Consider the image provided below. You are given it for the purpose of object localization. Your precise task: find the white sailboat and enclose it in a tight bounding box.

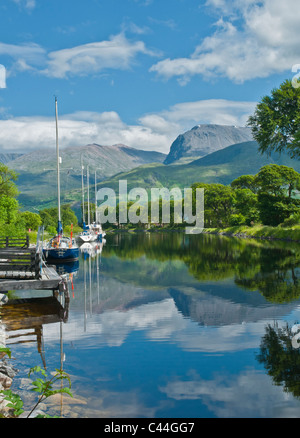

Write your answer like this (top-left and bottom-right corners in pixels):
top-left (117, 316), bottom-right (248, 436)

top-left (78, 164), bottom-right (98, 243)
top-left (89, 169), bottom-right (106, 241)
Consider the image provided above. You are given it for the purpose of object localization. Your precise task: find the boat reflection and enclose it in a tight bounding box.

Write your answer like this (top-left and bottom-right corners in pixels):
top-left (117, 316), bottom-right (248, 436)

top-left (79, 239), bottom-right (106, 258)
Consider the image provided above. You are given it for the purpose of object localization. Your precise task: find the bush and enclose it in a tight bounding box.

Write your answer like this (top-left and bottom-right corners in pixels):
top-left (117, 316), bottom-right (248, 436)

top-left (280, 212), bottom-right (300, 227)
top-left (229, 213), bottom-right (246, 226)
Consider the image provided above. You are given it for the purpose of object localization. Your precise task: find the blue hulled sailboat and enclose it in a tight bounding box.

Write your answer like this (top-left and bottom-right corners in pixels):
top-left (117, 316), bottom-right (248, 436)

top-left (43, 97), bottom-right (79, 262)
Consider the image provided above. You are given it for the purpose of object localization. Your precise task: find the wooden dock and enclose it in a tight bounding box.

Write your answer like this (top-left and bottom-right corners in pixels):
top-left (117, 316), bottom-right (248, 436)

top-left (0, 236), bottom-right (69, 302)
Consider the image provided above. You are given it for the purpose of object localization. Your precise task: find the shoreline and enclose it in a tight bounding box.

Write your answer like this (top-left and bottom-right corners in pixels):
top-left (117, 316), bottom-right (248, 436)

top-left (202, 225), bottom-right (300, 243)
top-left (103, 224), bottom-right (300, 243)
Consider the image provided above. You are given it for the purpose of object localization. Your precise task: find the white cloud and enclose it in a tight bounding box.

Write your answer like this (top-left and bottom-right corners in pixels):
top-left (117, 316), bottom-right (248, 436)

top-left (11, 0), bottom-right (36, 10)
top-left (0, 33), bottom-right (158, 79)
top-left (0, 99), bottom-right (256, 153)
top-left (42, 33), bottom-right (158, 79)
top-left (160, 369), bottom-right (300, 417)
top-left (150, 0), bottom-right (300, 83)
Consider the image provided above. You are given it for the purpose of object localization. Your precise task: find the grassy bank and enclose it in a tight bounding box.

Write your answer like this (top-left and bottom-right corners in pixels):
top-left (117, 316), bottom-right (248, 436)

top-left (203, 224), bottom-right (300, 242)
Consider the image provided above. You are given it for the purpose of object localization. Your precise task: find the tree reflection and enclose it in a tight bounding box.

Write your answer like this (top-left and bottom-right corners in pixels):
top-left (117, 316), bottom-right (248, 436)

top-left (103, 233), bottom-right (300, 303)
top-left (257, 323), bottom-right (300, 398)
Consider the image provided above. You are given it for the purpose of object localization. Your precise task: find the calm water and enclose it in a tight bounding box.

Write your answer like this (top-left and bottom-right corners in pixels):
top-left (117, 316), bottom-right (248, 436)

top-left (2, 232), bottom-right (300, 418)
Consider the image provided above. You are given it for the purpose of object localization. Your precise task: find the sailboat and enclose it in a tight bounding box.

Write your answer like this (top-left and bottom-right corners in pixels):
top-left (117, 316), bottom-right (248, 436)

top-left (89, 170), bottom-right (106, 241)
top-left (78, 164), bottom-right (98, 243)
top-left (43, 97), bottom-right (79, 262)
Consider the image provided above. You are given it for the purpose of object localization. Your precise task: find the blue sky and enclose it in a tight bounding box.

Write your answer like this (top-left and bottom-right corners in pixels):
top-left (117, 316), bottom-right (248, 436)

top-left (0, 0), bottom-right (298, 154)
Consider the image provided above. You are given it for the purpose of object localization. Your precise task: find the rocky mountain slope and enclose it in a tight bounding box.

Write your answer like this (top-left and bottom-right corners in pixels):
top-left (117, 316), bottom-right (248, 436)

top-left (164, 124), bottom-right (253, 164)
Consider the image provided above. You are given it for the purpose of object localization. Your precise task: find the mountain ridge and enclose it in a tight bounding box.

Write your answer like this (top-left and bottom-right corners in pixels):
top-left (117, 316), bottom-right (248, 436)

top-left (164, 124), bottom-right (253, 164)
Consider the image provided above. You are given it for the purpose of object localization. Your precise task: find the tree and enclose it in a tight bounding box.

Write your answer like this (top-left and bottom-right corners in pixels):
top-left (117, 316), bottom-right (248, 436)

top-left (39, 204), bottom-right (78, 231)
top-left (191, 183), bottom-right (235, 228)
top-left (248, 79), bottom-right (300, 158)
top-left (0, 195), bottom-right (19, 226)
top-left (230, 174), bottom-right (258, 193)
top-left (255, 164), bottom-right (300, 225)
top-left (232, 188), bottom-right (259, 225)
top-left (0, 163), bottom-right (19, 198)
top-left (20, 211), bottom-right (42, 231)
top-left (61, 204), bottom-right (78, 227)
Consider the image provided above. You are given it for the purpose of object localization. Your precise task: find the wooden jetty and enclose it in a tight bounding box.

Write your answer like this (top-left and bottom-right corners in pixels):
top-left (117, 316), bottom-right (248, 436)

top-left (0, 236), bottom-right (71, 369)
top-left (0, 236), bottom-right (70, 302)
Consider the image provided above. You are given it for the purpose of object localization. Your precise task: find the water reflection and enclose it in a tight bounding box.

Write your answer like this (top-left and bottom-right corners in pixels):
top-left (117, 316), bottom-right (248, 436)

top-left (257, 322), bottom-right (300, 399)
top-left (2, 232), bottom-right (300, 417)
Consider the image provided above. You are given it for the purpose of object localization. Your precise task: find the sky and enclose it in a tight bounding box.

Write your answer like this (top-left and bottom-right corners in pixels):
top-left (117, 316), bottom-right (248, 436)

top-left (0, 0), bottom-right (299, 154)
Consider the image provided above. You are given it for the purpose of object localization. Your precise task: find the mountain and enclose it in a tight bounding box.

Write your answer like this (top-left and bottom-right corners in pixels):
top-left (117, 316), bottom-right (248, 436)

top-left (0, 152), bottom-right (23, 164)
top-left (7, 143), bottom-right (166, 177)
top-left (95, 141), bottom-right (300, 194)
top-left (3, 143), bottom-right (166, 209)
top-left (164, 124), bottom-right (253, 164)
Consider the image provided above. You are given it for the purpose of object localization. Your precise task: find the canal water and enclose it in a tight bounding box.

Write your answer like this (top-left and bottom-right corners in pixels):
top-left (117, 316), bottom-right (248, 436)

top-left (2, 232), bottom-right (300, 418)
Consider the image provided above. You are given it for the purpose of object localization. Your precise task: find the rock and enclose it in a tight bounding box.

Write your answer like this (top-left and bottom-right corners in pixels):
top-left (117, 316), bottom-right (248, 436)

top-left (0, 359), bottom-right (18, 379)
top-left (0, 371), bottom-right (12, 389)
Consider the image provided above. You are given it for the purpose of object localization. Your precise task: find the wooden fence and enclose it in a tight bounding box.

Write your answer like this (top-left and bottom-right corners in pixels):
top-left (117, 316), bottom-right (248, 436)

top-left (0, 237), bottom-right (41, 279)
top-left (0, 236), bottom-right (29, 248)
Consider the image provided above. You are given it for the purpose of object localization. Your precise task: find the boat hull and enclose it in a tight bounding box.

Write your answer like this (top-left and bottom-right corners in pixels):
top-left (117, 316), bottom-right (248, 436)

top-left (78, 233), bottom-right (97, 243)
top-left (43, 247), bottom-right (79, 262)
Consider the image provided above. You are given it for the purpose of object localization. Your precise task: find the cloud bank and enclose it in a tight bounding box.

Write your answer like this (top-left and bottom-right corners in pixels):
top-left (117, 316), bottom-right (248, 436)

top-left (0, 99), bottom-right (256, 153)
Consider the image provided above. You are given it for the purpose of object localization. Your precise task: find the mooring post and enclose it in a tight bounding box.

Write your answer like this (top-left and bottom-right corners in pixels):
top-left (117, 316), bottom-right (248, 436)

top-left (59, 279), bottom-right (70, 304)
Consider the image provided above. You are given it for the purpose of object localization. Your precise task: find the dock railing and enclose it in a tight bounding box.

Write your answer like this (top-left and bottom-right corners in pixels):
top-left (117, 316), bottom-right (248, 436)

top-left (0, 235), bottom-right (42, 279)
top-left (0, 236), bottom-right (29, 248)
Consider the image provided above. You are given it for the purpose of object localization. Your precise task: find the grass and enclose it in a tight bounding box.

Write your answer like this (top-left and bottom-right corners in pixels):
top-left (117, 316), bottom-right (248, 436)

top-left (203, 224), bottom-right (300, 242)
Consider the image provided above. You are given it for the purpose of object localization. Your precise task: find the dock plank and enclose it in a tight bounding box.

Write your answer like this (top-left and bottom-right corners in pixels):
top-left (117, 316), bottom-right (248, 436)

top-left (0, 267), bottom-right (62, 291)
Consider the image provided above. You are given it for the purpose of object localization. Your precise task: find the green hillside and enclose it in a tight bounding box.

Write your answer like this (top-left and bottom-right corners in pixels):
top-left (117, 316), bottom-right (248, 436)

top-left (95, 141), bottom-right (300, 194)
top-left (12, 140), bottom-right (300, 211)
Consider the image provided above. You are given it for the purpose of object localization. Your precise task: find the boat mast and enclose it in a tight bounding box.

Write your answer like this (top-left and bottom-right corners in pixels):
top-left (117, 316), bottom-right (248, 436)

top-left (87, 164), bottom-right (90, 226)
top-left (81, 155), bottom-right (85, 226)
top-left (94, 170), bottom-right (97, 223)
top-left (55, 97), bottom-right (62, 235)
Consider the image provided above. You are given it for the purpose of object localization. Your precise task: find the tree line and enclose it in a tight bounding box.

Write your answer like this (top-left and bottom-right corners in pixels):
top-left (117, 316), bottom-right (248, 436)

top-left (192, 164), bottom-right (300, 228)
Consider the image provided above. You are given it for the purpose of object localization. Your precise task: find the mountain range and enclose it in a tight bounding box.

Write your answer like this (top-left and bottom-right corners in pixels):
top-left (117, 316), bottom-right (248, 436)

top-left (3, 143), bottom-right (166, 209)
top-left (1, 124), bottom-right (299, 212)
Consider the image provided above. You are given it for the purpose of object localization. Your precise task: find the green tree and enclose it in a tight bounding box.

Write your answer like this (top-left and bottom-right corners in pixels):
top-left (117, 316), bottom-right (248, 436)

top-left (0, 195), bottom-right (19, 226)
top-left (232, 188), bottom-right (259, 225)
top-left (0, 163), bottom-right (19, 198)
top-left (20, 211), bottom-right (42, 231)
top-left (248, 79), bottom-right (300, 158)
top-left (255, 164), bottom-right (300, 225)
top-left (191, 183), bottom-right (235, 228)
top-left (39, 204), bottom-right (78, 231)
top-left (61, 204), bottom-right (78, 227)
top-left (230, 174), bottom-right (258, 193)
